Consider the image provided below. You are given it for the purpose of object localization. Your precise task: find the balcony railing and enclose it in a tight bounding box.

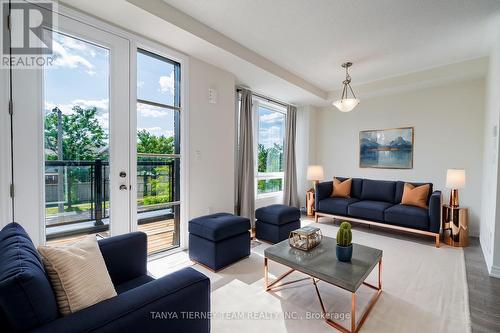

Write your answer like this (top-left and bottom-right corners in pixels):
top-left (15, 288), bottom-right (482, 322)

top-left (45, 159), bottom-right (176, 241)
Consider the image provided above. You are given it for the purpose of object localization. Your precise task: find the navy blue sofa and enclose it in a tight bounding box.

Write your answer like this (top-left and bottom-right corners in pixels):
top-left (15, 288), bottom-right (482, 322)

top-left (0, 223), bottom-right (211, 333)
top-left (315, 178), bottom-right (442, 246)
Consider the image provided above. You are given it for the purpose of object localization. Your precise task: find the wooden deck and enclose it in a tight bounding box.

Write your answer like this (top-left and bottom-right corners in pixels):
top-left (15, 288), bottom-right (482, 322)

top-left (46, 219), bottom-right (177, 255)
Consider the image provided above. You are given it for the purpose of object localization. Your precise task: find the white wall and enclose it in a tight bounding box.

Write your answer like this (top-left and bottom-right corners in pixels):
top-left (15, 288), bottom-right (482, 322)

top-left (481, 26), bottom-right (500, 276)
top-left (0, 70), bottom-right (11, 228)
top-left (296, 105), bottom-right (319, 208)
top-left (315, 78), bottom-right (485, 236)
top-left (188, 57), bottom-right (236, 219)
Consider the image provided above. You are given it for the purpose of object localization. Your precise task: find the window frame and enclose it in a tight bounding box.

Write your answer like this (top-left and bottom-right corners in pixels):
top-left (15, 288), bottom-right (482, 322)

top-left (135, 48), bottom-right (182, 254)
top-left (253, 97), bottom-right (287, 199)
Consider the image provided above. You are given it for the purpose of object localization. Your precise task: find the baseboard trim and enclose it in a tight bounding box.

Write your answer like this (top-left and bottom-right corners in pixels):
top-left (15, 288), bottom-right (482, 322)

top-left (490, 265), bottom-right (500, 278)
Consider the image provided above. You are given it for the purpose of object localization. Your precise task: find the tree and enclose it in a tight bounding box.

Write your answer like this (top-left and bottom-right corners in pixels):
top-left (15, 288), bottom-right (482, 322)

top-left (44, 106), bottom-right (108, 207)
top-left (137, 130), bottom-right (174, 155)
top-left (257, 144), bottom-right (268, 173)
top-left (45, 106), bottom-right (108, 161)
top-left (257, 143), bottom-right (283, 173)
top-left (137, 130), bottom-right (175, 201)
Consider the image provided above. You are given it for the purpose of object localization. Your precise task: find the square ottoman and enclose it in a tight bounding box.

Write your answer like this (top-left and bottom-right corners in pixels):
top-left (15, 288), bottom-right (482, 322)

top-left (255, 204), bottom-right (301, 244)
top-left (189, 213), bottom-right (250, 271)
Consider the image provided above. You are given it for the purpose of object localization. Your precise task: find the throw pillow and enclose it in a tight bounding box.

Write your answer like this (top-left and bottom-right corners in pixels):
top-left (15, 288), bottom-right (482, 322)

top-left (401, 183), bottom-right (430, 209)
top-left (37, 236), bottom-right (117, 316)
top-left (331, 177), bottom-right (352, 198)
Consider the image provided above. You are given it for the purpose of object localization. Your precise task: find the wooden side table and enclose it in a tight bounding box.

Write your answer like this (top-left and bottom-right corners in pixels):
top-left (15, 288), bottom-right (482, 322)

top-left (442, 204), bottom-right (469, 247)
top-left (306, 189), bottom-right (315, 216)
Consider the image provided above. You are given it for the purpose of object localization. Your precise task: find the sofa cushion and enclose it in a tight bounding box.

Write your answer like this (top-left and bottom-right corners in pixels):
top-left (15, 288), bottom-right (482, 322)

top-left (37, 236), bottom-right (117, 316)
top-left (115, 274), bottom-right (154, 294)
top-left (331, 177), bottom-right (352, 198)
top-left (361, 179), bottom-right (397, 203)
top-left (189, 213), bottom-right (250, 241)
top-left (395, 181), bottom-right (433, 204)
top-left (318, 197), bottom-right (360, 216)
top-left (348, 200), bottom-right (394, 222)
top-left (0, 223), bottom-right (59, 332)
top-left (384, 204), bottom-right (430, 230)
top-left (255, 204), bottom-right (301, 225)
top-left (336, 177), bottom-right (363, 198)
top-left (401, 183), bottom-right (430, 209)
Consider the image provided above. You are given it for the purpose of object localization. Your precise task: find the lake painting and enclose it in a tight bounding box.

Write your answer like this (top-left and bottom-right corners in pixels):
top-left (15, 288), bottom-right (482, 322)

top-left (359, 127), bottom-right (413, 169)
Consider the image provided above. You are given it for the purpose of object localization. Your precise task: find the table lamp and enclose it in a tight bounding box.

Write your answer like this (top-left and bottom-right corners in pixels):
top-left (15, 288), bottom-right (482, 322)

top-left (446, 169), bottom-right (465, 207)
top-left (307, 165), bottom-right (324, 188)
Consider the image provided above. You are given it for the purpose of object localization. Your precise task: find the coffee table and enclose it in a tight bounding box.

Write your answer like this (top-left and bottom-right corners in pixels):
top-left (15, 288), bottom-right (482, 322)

top-left (264, 236), bottom-right (382, 333)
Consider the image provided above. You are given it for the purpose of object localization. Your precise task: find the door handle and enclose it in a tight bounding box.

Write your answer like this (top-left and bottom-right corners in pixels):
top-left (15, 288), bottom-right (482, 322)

top-left (119, 184), bottom-right (127, 191)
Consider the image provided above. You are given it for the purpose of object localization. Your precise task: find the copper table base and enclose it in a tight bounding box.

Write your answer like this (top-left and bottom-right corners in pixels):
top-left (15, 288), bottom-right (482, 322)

top-left (264, 257), bottom-right (382, 333)
top-left (442, 205), bottom-right (469, 247)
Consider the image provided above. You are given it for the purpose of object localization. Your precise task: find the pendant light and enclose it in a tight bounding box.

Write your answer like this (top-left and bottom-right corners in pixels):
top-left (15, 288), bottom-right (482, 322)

top-left (333, 62), bottom-right (359, 112)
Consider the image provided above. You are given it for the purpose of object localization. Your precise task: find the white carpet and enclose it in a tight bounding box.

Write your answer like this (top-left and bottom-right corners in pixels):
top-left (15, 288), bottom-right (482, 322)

top-left (148, 219), bottom-right (471, 333)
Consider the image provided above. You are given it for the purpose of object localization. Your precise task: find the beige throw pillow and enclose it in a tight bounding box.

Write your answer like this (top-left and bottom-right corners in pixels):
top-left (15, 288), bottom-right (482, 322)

top-left (38, 236), bottom-right (117, 316)
top-left (401, 183), bottom-right (430, 209)
top-left (331, 177), bottom-right (352, 198)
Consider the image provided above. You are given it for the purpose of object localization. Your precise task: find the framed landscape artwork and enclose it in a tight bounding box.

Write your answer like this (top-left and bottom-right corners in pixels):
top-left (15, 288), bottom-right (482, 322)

top-left (359, 127), bottom-right (414, 169)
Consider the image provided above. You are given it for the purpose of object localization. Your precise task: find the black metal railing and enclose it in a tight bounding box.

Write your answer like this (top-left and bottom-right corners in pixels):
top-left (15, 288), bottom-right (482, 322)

top-left (45, 159), bottom-right (175, 229)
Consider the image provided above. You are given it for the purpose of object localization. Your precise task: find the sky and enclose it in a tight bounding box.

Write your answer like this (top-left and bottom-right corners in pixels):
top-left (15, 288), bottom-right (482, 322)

top-left (44, 31), bottom-right (177, 141)
top-left (44, 31), bottom-right (284, 150)
top-left (258, 106), bottom-right (285, 149)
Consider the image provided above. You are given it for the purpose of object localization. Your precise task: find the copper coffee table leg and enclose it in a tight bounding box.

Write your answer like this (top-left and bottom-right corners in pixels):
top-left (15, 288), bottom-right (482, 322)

top-left (265, 257), bottom-right (382, 332)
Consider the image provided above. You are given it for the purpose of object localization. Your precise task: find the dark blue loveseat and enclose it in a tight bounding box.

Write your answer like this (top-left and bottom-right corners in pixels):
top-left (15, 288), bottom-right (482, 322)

top-left (315, 178), bottom-right (442, 246)
top-left (0, 223), bottom-right (211, 333)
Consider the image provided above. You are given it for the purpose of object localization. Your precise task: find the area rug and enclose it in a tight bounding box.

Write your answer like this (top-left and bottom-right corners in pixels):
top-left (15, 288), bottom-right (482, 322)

top-left (148, 219), bottom-right (470, 333)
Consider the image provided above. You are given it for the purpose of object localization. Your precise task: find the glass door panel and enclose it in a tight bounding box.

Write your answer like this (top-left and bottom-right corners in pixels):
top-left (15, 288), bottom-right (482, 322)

top-left (136, 49), bottom-right (181, 255)
top-left (43, 31), bottom-right (111, 245)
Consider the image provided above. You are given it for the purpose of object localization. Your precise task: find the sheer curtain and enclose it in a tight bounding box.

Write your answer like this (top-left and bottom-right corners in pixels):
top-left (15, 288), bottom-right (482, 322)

top-left (283, 105), bottom-right (299, 207)
top-left (236, 89), bottom-right (255, 225)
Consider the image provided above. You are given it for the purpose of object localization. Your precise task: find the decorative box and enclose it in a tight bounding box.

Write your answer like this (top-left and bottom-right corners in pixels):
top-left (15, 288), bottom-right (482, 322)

top-left (289, 226), bottom-right (322, 251)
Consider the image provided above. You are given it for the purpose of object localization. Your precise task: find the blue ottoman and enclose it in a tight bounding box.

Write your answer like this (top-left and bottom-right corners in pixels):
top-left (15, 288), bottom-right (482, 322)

top-left (189, 213), bottom-right (251, 271)
top-left (255, 204), bottom-right (301, 244)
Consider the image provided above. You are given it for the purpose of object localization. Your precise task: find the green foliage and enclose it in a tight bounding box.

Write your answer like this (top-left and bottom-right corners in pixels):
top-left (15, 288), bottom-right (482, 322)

top-left (136, 130), bottom-right (175, 205)
top-left (44, 106), bottom-right (108, 161)
top-left (137, 130), bottom-right (174, 155)
top-left (257, 143), bottom-right (283, 173)
top-left (337, 221), bottom-right (352, 246)
top-left (257, 178), bottom-right (283, 194)
top-left (141, 195), bottom-right (170, 206)
top-left (44, 106), bottom-right (108, 207)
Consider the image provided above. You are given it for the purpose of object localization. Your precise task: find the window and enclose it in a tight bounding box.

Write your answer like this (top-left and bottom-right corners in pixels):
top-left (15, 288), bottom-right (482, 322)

top-left (255, 101), bottom-right (286, 197)
top-left (136, 49), bottom-right (181, 254)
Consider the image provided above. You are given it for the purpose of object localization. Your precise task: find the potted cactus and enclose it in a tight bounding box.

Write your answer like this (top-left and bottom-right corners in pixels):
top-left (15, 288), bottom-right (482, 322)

top-left (336, 222), bottom-right (353, 262)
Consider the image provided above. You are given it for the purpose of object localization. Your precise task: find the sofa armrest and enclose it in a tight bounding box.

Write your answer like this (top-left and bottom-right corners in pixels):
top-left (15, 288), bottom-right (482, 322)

top-left (32, 267), bottom-right (210, 333)
top-left (428, 190), bottom-right (442, 233)
top-left (315, 181), bottom-right (333, 211)
top-left (98, 232), bottom-right (147, 286)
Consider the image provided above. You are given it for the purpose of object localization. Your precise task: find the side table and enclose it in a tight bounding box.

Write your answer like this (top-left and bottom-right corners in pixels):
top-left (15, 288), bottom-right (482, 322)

top-left (442, 204), bottom-right (469, 247)
top-left (306, 189), bottom-right (315, 216)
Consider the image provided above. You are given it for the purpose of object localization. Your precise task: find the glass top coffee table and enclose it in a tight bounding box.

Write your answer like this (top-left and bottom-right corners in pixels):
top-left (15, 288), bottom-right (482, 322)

top-left (264, 236), bottom-right (382, 333)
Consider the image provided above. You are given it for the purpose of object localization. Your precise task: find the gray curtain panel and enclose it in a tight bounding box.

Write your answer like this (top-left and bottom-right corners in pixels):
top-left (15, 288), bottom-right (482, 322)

top-left (236, 89), bottom-right (255, 225)
top-left (283, 105), bottom-right (299, 207)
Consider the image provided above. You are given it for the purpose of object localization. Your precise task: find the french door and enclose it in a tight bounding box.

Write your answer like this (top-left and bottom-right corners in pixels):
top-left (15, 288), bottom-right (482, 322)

top-left (11, 7), bottom-right (130, 246)
top-left (9, 3), bottom-right (186, 253)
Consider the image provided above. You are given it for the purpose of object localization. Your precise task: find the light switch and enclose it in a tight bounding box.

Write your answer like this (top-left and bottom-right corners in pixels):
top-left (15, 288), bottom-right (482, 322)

top-left (208, 88), bottom-right (217, 104)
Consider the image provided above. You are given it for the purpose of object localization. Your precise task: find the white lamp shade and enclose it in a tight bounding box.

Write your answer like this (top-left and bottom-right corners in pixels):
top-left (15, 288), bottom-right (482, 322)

top-left (333, 98), bottom-right (359, 112)
top-left (446, 169), bottom-right (466, 189)
top-left (307, 165), bottom-right (324, 181)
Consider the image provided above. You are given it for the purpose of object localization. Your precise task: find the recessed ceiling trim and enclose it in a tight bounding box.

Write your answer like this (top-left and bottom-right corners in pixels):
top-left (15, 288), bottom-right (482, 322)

top-left (127, 0), bottom-right (328, 100)
top-left (327, 57), bottom-right (488, 101)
